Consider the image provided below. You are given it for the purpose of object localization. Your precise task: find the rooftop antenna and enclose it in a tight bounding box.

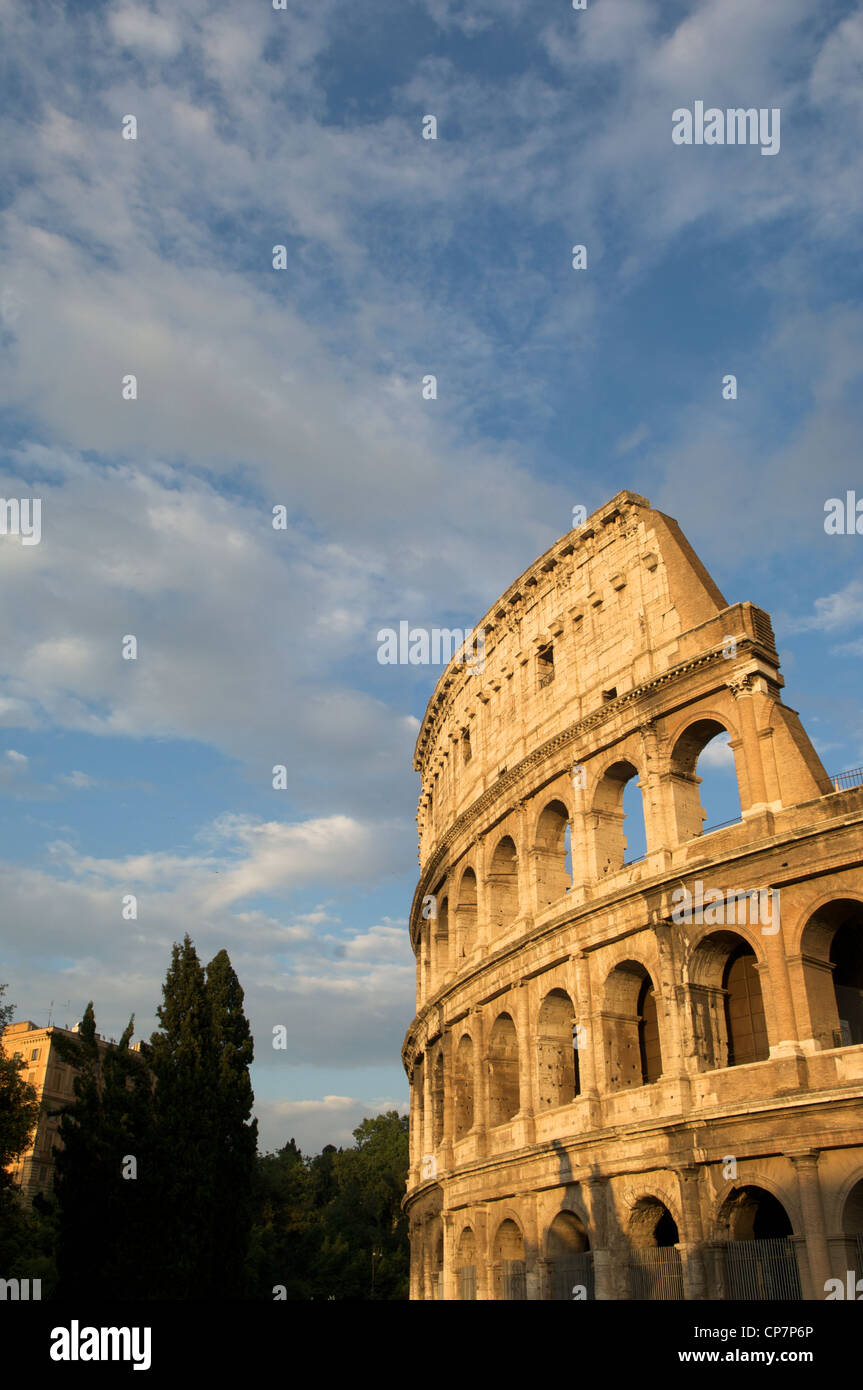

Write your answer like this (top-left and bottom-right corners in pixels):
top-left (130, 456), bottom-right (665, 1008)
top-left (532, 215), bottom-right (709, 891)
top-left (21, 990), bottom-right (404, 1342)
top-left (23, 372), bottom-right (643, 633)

top-left (47, 1000), bottom-right (54, 1028)
top-left (61, 999), bottom-right (71, 1029)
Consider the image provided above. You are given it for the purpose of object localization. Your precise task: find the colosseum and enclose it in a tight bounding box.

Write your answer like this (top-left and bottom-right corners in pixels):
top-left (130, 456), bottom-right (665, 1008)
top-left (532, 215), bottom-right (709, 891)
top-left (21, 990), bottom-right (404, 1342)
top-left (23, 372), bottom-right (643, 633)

top-left (402, 489), bottom-right (863, 1301)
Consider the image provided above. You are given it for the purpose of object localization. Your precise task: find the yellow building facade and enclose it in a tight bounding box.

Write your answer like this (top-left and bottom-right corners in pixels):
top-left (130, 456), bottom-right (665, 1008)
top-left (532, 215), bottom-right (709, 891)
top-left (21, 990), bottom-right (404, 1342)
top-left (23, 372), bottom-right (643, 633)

top-left (2, 1019), bottom-right (121, 1198)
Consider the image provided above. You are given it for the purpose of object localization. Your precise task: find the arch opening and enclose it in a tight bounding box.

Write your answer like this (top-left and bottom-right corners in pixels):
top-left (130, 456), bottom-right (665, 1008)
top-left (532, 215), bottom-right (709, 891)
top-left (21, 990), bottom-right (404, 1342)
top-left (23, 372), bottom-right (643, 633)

top-left (493, 1218), bottom-right (525, 1301)
top-left (535, 800), bottom-right (571, 909)
top-left (488, 836), bottom-right (519, 934)
top-left (454, 1033), bottom-right (474, 1138)
top-left (671, 719), bottom-right (742, 841)
top-left (603, 961), bottom-right (662, 1090)
top-left (800, 900), bottom-right (863, 1049)
top-left (689, 932), bottom-right (769, 1070)
top-left (593, 760), bottom-right (645, 874)
top-left (488, 1012), bottom-right (520, 1125)
top-left (537, 988), bottom-right (580, 1107)
top-left (547, 1211), bottom-right (593, 1300)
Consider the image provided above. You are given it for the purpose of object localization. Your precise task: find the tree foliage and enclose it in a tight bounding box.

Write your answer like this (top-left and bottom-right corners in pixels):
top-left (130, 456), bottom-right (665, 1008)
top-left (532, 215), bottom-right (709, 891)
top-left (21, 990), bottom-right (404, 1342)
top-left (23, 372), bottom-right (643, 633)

top-left (246, 1111), bottom-right (410, 1300)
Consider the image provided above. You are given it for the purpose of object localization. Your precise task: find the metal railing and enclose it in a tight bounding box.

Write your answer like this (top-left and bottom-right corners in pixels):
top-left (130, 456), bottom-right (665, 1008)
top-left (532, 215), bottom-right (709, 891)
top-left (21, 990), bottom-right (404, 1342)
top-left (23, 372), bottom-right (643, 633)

top-left (552, 1252), bottom-right (595, 1300)
top-left (629, 1246), bottom-right (685, 1300)
top-left (459, 1265), bottom-right (476, 1301)
top-left (721, 1237), bottom-right (801, 1300)
top-left (832, 767), bottom-right (863, 791)
top-left (701, 815), bottom-right (743, 835)
top-left (502, 1259), bottom-right (527, 1300)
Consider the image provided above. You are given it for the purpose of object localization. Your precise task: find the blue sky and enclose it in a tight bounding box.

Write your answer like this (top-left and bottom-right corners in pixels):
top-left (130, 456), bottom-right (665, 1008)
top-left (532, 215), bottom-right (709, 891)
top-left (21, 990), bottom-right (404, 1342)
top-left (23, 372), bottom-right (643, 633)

top-left (0, 0), bottom-right (861, 1152)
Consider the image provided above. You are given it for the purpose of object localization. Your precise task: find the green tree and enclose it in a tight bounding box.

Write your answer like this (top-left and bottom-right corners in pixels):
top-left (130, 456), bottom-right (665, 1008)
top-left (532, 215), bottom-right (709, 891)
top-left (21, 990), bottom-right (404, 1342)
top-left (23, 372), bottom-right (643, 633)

top-left (322, 1112), bottom-right (410, 1299)
top-left (52, 1003), bottom-right (153, 1297)
top-left (245, 1111), bottom-right (410, 1300)
top-left (143, 937), bottom-right (257, 1299)
top-left (206, 948), bottom-right (257, 1296)
top-left (143, 935), bottom-right (218, 1298)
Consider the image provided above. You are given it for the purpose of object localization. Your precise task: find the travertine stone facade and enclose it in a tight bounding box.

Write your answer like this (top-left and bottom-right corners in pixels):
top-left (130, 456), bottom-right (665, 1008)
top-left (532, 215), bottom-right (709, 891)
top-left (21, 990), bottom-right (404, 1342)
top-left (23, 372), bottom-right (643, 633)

top-left (402, 490), bottom-right (863, 1301)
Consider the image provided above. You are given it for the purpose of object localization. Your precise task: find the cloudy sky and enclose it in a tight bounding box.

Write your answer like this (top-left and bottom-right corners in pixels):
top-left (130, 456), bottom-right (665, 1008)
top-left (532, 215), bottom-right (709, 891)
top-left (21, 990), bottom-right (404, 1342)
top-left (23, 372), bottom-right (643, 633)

top-left (0, 0), bottom-right (861, 1153)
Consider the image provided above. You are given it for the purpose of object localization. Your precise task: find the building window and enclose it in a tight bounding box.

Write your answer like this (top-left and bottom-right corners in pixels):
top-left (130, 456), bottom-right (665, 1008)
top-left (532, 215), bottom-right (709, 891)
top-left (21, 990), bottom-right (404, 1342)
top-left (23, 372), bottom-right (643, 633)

top-left (537, 644), bottom-right (554, 689)
top-left (462, 729), bottom-right (472, 764)
top-left (30, 1048), bottom-right (40, 1061)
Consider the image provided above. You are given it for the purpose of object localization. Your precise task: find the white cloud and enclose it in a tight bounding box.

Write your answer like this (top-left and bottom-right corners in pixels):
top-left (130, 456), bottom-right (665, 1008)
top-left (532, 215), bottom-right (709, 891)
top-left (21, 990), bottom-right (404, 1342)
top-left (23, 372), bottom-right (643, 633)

top-left (108, 7), bottom-right (182, 57)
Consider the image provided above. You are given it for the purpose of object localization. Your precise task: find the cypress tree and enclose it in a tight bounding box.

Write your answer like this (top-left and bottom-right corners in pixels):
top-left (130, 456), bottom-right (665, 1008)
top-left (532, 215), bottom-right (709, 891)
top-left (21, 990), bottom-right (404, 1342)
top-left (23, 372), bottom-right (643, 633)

top-left (205, 949), bottom-right (257, 1297)
top-left (53, 1003), bottom-right (153, 1298)
top-left (144, 935), bottom-right (218, 1299)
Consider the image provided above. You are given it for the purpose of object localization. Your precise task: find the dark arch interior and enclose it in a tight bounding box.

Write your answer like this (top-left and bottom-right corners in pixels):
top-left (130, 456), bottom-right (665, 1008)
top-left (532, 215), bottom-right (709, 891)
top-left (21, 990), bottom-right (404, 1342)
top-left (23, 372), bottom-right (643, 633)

top-left (726, 1186), bottom-right (793, 1241)
top-left (831, 923), bottom-right (863, 1046)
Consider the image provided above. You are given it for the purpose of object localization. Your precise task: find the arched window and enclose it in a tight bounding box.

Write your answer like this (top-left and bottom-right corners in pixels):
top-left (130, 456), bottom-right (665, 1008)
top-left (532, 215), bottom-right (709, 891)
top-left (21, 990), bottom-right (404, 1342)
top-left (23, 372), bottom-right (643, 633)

top-left (841, 1178), bottom-right (863, 1280)
top-left (724, 943), bottom-right (769, 1064)
top-left (488, 1013), bottom-right (520, 1124)
top-left (603, 961), bottom-right (662, 1090)
top-left (414, 1056), bottom-right (425, 1155)
top-left (831, 922), bottom-right (863, 1046)
top-left (457, 1226), bottom-right (477, 1300)
top-left (689, 932), bottom-right (769, 1070)
top-left (537, 989), bottom-right (580, 1107)
top-left (546, 1211), bottom-right (592, 1300)
top-left (638, 977), bottom-right (663, 1083)
top-left (431, 1050), bottom-right (444, 1148)
top-left (494, 1218), bottom-right (525, 1301)
top-left (435, 896), bottom-right (449, 978)
top-left (628, 1198), bottom-right (684, 1300)
top-left (799, 900), bottom-right (863, 1049)
top-left (455, 867), bottom-right (477, 960)
top-left (455, 1034), bottom-right (474, 1138)
top-left (670, 719), bottom-right (742, 841)
top-left (488, 836), bottom-right (519, 933)
top-left (717, 1186), bottom-right (801, 1300)
top-left (534, 801), bottom-right (571, 909)
top-left (593, 761), bottom-right (646, 874)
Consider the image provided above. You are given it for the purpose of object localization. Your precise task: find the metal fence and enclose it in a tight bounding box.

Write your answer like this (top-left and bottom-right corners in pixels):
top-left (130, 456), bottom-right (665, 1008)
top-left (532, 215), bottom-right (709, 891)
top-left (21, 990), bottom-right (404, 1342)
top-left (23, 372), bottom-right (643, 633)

top-left (856, 1234), bottom-right (863, 1280)
top-left (502, 1259), bottom-right (527, 1300)
top-left (833, 767), bottom-right (863, 791)
top-left (459, 1265), bottom-right (476, 1301)
top-left (629, 1246), bottom-right (685, 1300)
top-left (721, 1237), bottom-right (801, 1301)
top-left (552, 1252), bottom-right (595, 1300)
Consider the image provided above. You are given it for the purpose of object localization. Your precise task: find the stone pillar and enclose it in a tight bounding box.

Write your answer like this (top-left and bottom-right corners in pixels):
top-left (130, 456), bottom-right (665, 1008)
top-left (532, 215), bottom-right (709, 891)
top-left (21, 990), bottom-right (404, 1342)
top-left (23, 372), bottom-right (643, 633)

top-left (475, 1207), bottom-right (491, 1301)
top-left (421, 1048), bottom-right (432, 1172)
top-left (761, 924), bottom-right (801, 1057)
top-left (441, 1211), bottom-right (456, 1301)
top-left (472, 1006), bottom-right (489, 1159)
top-left (789, 1151), bottom-right (832, 1300)
top-left (570, 951), bottom-right (598, 1097)
top-left (731, 675), bottom-right (768, 813)
top-left (569, 749), bottom-right (592, 887)
top-left (408, 1071), bottom-right (420, 1178)
top-left (409, 1219), bottom-right (422, 1300)
top-left (585, 1176), bottom-right (614, 1300)
top-left (676, 1166), bottom-right (707, 1299)
top-left (440, 1028), bottom-right (454, 1172)
top-left (515, 980), bottom-right (537, 1135)
top-left (521, 1195), bottom-right (541, 1300)
top-left (639, 719), bottom-right (673, 852)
